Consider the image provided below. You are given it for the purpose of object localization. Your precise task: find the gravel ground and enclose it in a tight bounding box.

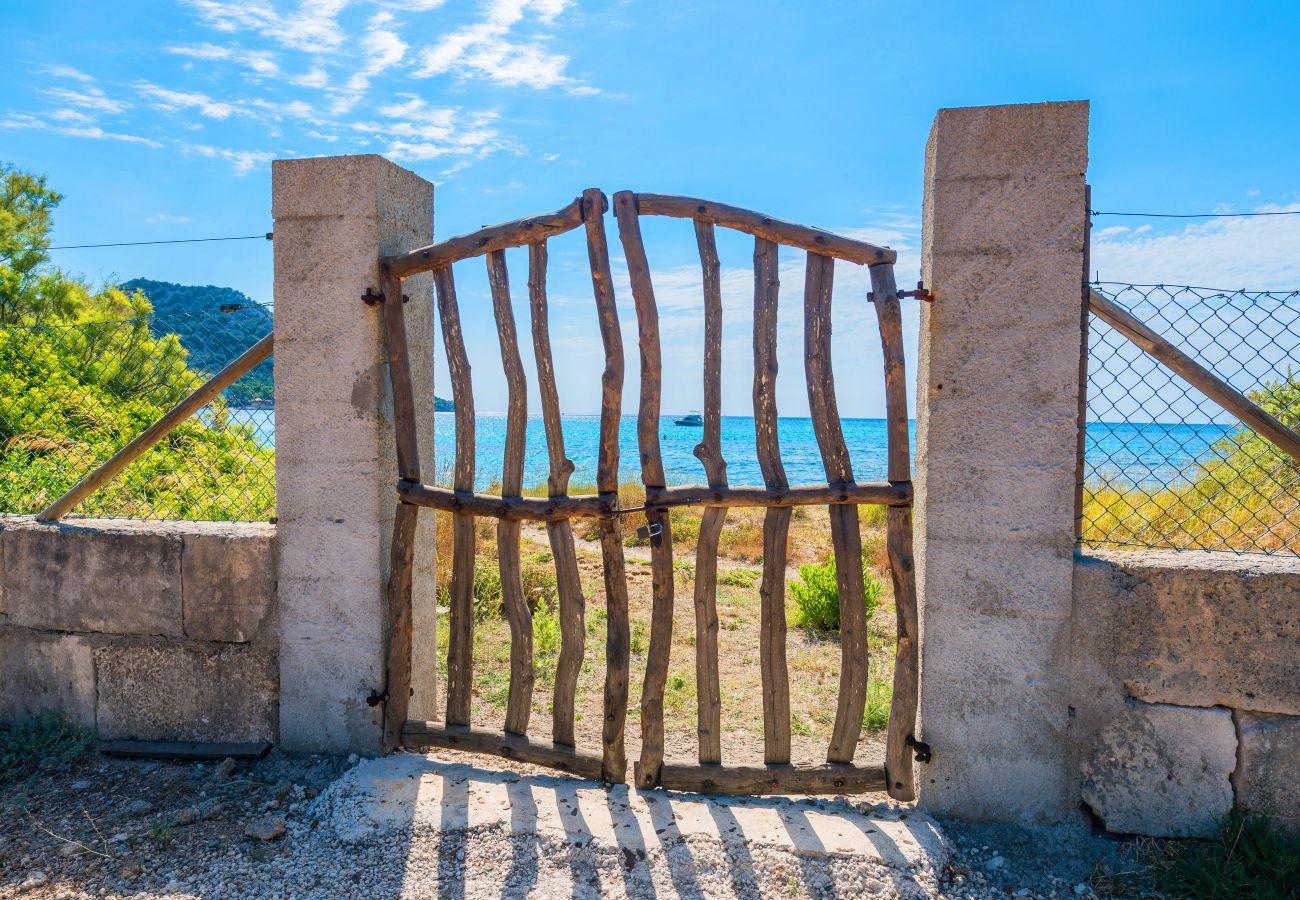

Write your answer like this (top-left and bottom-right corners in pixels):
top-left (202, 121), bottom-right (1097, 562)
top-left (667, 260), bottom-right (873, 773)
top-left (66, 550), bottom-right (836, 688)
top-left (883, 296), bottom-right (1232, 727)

top-left (0, 749), bottom-right (1142, 899)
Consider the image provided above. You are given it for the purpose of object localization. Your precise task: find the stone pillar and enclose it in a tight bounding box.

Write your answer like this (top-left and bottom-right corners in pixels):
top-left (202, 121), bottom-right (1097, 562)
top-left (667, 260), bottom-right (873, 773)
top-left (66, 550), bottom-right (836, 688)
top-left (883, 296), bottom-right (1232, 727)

top-left (914, 102), bottom-right (1089, 822)
top-left (273, 154), bottom-right (436, 754)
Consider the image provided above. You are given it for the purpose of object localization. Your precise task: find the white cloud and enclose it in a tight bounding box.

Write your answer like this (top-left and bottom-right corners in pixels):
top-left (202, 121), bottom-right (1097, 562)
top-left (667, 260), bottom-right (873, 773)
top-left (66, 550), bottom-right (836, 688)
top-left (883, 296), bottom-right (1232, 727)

top-left (166, 43), bottom-right (281, 77)
top-left (42, 85), bottom-right (130, 114)
top-left (0, 113), bottom-right (161, 148)
top-left (181, 0), bottom-right (352, 53)
top-left (1091, 205), bottom-right (1300, 290)
top-left (291, 67), bottom-right (330, 89)
top-left (134, 81), bottom-right (242, 119)
top-left (145, 213), bottom-right (193, 224)
top-left (41, 64), bottom-right (95, 82)
top-left (413, 0), bottom-right (588, 91)
top-left (181, 142), bottom-right (277, 174)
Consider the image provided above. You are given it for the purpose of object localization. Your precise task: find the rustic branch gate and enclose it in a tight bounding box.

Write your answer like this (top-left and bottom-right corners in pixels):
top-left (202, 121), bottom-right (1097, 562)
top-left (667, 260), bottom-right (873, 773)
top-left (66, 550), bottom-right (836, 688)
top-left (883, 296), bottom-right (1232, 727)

top-left (375, 190), bottom-right (922, 801)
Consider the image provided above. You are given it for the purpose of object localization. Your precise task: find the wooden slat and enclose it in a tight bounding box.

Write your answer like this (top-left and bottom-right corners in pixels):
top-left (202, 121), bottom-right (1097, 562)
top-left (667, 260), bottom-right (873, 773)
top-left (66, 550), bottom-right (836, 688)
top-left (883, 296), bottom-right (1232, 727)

top-left (379, 267), bottom-right (421, 753)
top-left (871, 263), bottom-right (920, 801)
top-left (582, 188), bottom-right (629, 783)
top-left (752, 236), bottom-right (791, 765)
top-left (693, 220), bottom-right (726, 766)
top-left (37, 333), bottom-right (273, 521)
top-left (613, 190), bottom-right (675, 790)
top-left (528, 240), bottom-right (587, 747)
top-left (384, 197), bottom-right (585, 279)
top-left (488, 249), bottom-right (534, 737)
top-left (402, 722), bottom-right (605, 781)
top-left (646, 482), bottom-right (911, 509)
top-left (383, 500), bottom-right (418, 751)
top-left (636, 193), bottom-right (896, 266)
top-left (435, 266), bottom-right (476, 727)
top-left (397, 482), bottom-right (613, 520)
top-left (381, 268), bottom-right (421, 481)
top-left (1088, 289), bottom-right (1300, 462)
top-left (803, 252), bottom-right (870, 765)
top-left (648, 762), bottom-right (888, 796)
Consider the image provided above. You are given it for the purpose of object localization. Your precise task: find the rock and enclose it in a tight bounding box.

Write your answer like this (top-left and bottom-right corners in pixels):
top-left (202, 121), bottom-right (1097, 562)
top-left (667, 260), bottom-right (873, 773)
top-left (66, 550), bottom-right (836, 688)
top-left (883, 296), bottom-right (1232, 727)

top-left (245, 815), bottom-right (286, 841)
top-left (199, 800), bottom-right (225, 821)
top-left (172, 806), bottom-right (201, 826)
top-left (215, 757), bottom-right (239, 781)
top-left (985, 854), bottom-right (1005, 871)
top-left (19, 872), bottom-right (48, 892)
top-left (1234, 712), bottom-right (1300, 835)
top-left (125, 799), bottom-right (153, 816)
top-left (70, 780), bottom-right (91, 791)
top-left (57, 843), bottom-right (81, 858)
top-left (120, 860), bottom-right (143, 878)
top-left (1079, 702), bottom-right (1235, 837)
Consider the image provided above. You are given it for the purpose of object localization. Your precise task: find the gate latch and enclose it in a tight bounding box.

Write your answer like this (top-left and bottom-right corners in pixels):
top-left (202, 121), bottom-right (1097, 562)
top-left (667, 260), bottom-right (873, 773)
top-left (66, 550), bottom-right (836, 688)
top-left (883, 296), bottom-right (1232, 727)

top-left (366, 689), bottom-right (388, 708)
top-left (635, 521), bottom-right (663, 542)
top-left (906, 734), bottom-right (932, 763)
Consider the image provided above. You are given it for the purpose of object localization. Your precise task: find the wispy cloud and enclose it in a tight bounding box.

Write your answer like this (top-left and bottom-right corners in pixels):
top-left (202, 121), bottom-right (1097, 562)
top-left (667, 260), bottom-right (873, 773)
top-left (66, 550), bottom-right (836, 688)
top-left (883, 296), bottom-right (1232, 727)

top-left (165, 42), bottom-right (281, 77)
top-left (134, 81), bottom-right (243, 119)
top-left (181, 142), bottom-right (277, 174)
top-left (1091, 205), bottom-right (1300, 289)
top-left (41, 85), bottom-right (130, 114)
top-left (181, 0), bottom-right (352, 53)
top-left (41, 64), bottom-right (95, 82)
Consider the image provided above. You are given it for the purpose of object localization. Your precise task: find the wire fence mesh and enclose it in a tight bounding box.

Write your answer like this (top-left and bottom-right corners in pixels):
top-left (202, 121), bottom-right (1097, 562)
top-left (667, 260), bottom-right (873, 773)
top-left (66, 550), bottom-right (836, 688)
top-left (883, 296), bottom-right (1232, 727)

top-left (0, 305), bottom-right (274, 521)
top-left (1082, 282), bottom-right (1300, 554)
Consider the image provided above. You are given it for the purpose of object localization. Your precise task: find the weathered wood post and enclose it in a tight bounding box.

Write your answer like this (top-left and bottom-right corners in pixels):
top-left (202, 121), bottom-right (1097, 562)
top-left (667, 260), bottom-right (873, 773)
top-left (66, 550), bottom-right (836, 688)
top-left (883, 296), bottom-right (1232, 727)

top-left (273, 155), bottom-right (436, 754)
top-left (915, 101), bottom-right (1090, 822)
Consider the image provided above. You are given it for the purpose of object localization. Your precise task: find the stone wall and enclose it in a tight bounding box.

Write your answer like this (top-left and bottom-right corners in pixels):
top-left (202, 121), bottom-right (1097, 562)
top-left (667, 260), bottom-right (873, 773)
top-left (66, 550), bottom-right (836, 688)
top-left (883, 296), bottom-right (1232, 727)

top-left (0, 516), bottom-right (278, 743)
top-left (1070, 548), bottom-right (1300, 836)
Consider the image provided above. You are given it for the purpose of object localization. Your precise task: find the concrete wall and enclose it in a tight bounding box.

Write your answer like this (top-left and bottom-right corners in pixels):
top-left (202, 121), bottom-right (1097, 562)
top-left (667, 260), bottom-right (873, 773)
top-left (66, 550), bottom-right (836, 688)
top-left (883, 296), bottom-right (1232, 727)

top-left (1070, 548), bottom-right (1300, 836)
top-left (0, 516), bottom-right (278, 742)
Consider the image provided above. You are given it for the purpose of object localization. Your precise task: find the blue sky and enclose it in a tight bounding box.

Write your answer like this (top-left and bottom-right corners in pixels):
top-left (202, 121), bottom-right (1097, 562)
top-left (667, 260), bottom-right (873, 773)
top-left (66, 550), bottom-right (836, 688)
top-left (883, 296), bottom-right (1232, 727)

top-left (4, 0), bottom-right (1299, 416)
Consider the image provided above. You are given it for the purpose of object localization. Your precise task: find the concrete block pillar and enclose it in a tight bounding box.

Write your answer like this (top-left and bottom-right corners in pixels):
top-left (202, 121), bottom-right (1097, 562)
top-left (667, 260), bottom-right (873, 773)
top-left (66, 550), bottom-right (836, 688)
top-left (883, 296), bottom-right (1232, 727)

top-left (914, 102), bottom-right (1090, 822)
top-left (273, 154), bottom-right (436, 754)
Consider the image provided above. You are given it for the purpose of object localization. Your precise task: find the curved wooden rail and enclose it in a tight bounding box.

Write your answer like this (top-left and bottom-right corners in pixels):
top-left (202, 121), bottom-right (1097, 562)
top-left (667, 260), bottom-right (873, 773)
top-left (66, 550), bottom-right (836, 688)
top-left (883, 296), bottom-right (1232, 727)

top-left (383, 197), bottom-right (585, 279)
top-left (633, 193), bottom-right (896, 266)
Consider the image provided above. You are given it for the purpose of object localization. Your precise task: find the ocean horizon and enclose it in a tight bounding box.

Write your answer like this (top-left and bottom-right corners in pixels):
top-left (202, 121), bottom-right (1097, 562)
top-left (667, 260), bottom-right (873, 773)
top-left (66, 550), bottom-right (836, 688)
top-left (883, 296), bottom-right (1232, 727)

top-left (228, 409), bottom-right (1238, 492)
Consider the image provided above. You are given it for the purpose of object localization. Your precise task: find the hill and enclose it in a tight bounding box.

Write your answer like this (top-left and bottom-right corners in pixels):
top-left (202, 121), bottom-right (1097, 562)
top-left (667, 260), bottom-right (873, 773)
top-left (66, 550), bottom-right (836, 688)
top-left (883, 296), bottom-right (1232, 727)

top-left (121, 278), bottom-right (455, 410)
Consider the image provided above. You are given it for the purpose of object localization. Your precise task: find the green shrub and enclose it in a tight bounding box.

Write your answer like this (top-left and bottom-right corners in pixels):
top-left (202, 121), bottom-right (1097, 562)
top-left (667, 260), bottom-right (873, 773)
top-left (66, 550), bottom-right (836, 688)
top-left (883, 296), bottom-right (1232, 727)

top-left (863, 679), bottom-right (891, 731)
top-left (719, 567), bottom-right (760, 588)
top-left (472, 560), bottom-right (503, 620)
top-left (0, 711), bottom-right (94, 786)
top-left (790, 557), bottom-right (883, 631)
top-left (532, 596), bottom-right (561, 663)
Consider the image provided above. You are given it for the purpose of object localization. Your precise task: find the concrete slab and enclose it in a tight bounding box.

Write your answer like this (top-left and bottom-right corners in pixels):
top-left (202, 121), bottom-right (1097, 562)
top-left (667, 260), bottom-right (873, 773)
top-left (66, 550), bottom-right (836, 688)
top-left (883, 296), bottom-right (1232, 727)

top-left (311, 753), bottom-right (949, 873)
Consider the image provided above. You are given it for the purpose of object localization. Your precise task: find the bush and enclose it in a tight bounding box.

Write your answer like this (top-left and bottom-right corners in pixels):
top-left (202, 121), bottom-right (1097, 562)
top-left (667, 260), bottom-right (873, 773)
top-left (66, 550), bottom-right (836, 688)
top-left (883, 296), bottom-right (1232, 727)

top-left (719, 567), bottom-right (760, 588)
top-left (790, 556), bottom-right (883, 631)
top-left (0, 711), bottom-right (94, 787)
top-left (532, 596), bottom-right (561, 663)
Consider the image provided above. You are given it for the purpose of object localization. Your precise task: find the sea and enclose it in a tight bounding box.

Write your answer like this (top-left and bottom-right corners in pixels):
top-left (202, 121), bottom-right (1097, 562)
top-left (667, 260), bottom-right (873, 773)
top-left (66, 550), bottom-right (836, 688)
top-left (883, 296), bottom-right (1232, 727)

top-left (226, 410), bottom-right (1236, 492)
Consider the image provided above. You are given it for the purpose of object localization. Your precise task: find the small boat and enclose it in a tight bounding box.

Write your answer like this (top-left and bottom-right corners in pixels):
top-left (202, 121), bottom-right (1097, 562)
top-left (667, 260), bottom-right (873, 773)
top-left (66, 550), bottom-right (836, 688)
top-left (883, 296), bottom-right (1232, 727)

top-left (674, 412), bottom-right (704, 427)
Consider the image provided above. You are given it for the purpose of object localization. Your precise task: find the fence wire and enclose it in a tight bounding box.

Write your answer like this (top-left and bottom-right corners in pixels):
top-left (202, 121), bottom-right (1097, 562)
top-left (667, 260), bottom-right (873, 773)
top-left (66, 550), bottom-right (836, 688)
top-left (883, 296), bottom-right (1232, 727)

top-left (1082, 283), bottom-right (1300, 554)
top-left (0, 306), bottom-right (274, 521)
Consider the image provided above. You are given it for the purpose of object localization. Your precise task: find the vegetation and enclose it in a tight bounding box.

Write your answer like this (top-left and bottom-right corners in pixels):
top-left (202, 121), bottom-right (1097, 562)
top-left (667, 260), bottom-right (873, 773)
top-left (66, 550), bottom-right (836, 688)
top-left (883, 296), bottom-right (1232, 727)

top-left (1082, 372), bottom-right (1300, 553)
top-left (790, 556), bottom-right (884, 632)
top-left (0, 712), bottom-right (94, 787)
top-left (0, 163), bottom-right (275, 520)
top-left (1119, 813), bottom-right (1300, 900)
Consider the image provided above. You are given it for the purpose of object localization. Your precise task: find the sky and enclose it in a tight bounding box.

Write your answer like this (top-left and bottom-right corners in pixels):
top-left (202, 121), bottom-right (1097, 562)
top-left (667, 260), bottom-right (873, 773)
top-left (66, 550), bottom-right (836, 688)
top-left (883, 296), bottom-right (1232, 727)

top-left (3, 0), bottom-right (1299, 417)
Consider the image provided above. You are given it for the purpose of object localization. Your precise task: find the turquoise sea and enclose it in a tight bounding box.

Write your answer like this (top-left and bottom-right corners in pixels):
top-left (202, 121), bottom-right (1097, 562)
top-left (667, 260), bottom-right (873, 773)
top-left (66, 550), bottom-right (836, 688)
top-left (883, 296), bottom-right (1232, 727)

top-left (228, 410), bottom-right (1236, 491)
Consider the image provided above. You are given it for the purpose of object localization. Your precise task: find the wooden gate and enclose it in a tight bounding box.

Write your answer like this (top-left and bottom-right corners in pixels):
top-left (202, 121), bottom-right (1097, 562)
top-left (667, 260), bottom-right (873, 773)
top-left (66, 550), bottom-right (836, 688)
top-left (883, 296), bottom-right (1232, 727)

top-left (375, 190), bottom-right (922, 801)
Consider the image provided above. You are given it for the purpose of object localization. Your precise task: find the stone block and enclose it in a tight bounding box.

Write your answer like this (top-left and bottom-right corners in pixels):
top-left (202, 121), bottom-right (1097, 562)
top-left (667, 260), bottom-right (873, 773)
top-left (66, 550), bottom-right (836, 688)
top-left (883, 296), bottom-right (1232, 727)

top-left (1079, 702), bottom-right (1235, 837)
top-left (271, 154), bottom-right (433, 234)
top-left (1234, 712), bottom-right (1300, 833)
top-left (930, 174), bottom-right (1087, 256)
top-left (182, 525), bottom-right (276, 643)
top-left (1077, 549), bottom-right (1300, 715)
top-left (0, 629), bottom-right (96, 726)
top-left (94, 643), bottom-right (277, 742)
top-left (2, 519), bottom-right (182, 637)
top-left (0, 517), bottom-right (7, 621)
top-left (929, 101), bottom-right (1090, 181)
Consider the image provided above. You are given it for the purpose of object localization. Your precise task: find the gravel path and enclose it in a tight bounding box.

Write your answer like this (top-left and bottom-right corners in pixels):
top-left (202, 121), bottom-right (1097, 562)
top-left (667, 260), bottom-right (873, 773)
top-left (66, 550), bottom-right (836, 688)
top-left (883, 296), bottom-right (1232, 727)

top-left (0, 749), bottom-right (1139, 899)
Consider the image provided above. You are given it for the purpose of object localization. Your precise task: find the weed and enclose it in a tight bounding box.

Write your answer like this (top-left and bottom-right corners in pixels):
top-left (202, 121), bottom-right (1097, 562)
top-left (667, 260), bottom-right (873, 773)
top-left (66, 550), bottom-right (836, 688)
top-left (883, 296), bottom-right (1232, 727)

top-left (789, 558), bottom-right (883, 631)
top-left (674, 558), bottom-right (696, 582)
top-left (533, 597), bottom-right (562, 662)
top-left (860, 504), bottom-right (888, 527)
top-left (630, 620), bottom-right (648, 655)
top-left (863, 679), bottom-right (892, 731)
top-left (472, 561), bottom-right (503, 620)
top-left (529, 550), bottom-right (553, 564)
top-left (719, 567), bottom-right (760, 588)
top-left (1131, 812), bottom-right (1300, 900)
top-left (0, 712), bottom-right (94, 786)
top-left (148, 819), bottom-right (173, 850)
top-left (521, 560), bottom-right (558, 610)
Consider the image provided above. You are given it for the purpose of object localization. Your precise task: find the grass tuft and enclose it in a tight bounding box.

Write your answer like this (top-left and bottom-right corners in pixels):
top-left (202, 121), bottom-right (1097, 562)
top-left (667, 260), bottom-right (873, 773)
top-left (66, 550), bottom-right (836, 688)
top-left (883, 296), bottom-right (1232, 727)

top-left (1129, 812), bottom-right (1300, 900)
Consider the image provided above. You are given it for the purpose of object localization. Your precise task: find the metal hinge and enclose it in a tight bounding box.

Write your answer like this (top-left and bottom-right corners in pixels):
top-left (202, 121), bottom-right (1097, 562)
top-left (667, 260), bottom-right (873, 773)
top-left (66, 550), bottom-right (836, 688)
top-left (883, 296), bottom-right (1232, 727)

top-left (365, 689), bottom-right (388, 708)
top-left (361, 288), bottom-right (410, 306)
top-left (906, 733), bottom-right (932, 763)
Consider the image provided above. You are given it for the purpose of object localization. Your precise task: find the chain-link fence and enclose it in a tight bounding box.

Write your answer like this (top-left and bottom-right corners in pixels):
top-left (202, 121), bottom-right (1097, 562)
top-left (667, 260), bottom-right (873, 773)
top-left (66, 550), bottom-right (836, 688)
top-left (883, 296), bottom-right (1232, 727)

top-left (1082, 282), bottom-right (1300, 554)
top-left (0, 305), bottom-right (275, 521)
